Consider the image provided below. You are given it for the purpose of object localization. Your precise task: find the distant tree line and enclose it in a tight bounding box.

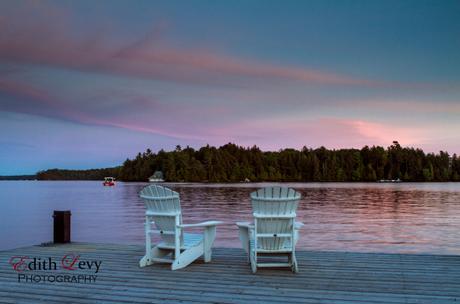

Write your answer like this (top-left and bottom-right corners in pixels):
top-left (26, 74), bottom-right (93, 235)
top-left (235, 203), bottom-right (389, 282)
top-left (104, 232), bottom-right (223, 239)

top-left (36, 168), bottom-right (120, 180)
top-left (0, 175), bottom-right (36, 180)
top-left (117, 142), bottom-right (460, 182)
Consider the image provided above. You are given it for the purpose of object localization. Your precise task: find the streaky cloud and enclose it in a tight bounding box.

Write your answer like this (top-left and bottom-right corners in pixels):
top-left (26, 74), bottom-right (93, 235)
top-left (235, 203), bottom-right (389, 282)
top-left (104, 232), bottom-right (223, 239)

top-left (0, 2), bottom-right (386, 88)
top-left (0, 78), bottom-right (214, 141)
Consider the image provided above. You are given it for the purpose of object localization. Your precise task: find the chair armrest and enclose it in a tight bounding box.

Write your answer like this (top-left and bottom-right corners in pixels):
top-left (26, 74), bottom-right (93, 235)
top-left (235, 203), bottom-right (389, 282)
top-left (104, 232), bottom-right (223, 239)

top-left (236, 222), bottom-right (253, 255)
top-left (295, 221), bottom-right (305, 229)
top-left (178, 221), bottom-right (223, 228)
top-left (236, 221), bottom-right (253, 228)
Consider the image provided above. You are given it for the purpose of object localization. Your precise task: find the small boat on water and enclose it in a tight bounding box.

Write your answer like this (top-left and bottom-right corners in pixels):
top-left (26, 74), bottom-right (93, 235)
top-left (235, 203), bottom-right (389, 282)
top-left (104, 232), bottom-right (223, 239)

top-left (378, 178), bottom-right (402, 183)
top-left (103, 177), bottom-right (115, 186)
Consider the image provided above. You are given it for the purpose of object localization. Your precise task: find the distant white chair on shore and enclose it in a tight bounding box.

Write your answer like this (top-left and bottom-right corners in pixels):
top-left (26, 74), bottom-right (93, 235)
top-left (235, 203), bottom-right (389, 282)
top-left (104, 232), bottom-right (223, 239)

top-left (139, 185), bottom-right (223, 270)
top-left (236, 186), bottom-right (303, 273)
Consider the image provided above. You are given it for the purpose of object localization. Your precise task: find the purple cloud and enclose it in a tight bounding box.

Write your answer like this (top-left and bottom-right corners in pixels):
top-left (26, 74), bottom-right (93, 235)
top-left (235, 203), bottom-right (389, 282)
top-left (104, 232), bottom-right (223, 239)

top-left (0, 2), bottom-right (387, 88)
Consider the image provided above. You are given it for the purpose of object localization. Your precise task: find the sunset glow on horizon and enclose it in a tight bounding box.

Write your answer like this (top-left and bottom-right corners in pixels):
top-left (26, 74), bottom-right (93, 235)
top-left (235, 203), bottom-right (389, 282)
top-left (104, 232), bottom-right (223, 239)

top-left (1, 0), bottom-right (459, 174)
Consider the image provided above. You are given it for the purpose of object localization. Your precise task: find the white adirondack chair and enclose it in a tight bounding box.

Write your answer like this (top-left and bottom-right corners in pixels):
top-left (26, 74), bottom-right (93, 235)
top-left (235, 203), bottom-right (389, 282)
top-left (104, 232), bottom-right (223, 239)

top-left (139, 185), bottom-right (222, 270)
top-left (236, 186), bottom-right (303, 273)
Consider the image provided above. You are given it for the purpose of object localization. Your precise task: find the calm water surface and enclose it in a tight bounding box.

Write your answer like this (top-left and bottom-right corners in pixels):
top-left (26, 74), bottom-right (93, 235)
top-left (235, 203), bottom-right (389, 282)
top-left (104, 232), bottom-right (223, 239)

top-left (1, 181), bottom-right (460, 254)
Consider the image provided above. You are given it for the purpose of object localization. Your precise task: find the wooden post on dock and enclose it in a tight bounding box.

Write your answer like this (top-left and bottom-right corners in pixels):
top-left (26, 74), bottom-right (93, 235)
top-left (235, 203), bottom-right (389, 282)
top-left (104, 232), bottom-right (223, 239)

top-left (53, 210), bottom-right (71, 243)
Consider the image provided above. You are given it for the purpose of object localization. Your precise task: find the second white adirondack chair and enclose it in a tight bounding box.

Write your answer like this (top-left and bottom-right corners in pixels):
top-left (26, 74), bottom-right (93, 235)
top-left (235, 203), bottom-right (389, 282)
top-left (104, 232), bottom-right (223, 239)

top-left (139, 185), bottom-right (222, 270)
top-left (236, 186), bottom-right (303, 273)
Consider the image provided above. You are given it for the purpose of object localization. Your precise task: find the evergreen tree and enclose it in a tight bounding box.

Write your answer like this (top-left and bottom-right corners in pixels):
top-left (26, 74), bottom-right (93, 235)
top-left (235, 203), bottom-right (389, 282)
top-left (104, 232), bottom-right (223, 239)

top-left (36, 143), bottom-right (460, 183)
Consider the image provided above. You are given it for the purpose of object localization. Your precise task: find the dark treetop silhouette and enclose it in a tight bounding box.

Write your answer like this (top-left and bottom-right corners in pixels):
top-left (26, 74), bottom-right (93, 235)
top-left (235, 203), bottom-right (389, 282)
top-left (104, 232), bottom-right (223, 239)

top-left (35, 142), bottom-right (460, 182)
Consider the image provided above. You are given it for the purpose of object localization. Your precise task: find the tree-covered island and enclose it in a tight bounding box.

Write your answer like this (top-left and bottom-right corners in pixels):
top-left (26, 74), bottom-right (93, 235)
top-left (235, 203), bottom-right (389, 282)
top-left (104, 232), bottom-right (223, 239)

top-left (34, 142), bottom-right (460, 182)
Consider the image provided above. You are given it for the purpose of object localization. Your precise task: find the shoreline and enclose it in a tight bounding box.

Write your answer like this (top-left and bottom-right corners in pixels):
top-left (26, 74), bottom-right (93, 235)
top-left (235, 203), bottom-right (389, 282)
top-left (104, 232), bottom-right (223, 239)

top-left (2, 179), bottom-right (460, 183)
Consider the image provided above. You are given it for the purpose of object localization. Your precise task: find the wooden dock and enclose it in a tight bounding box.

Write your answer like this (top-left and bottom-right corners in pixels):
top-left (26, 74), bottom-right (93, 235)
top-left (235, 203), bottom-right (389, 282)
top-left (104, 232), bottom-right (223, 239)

top-left (1, 243), bottom-right (459, 303)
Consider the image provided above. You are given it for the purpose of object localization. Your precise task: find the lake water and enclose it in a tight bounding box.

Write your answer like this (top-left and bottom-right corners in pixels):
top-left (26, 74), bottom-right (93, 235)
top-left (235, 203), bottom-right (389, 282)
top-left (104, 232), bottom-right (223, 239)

top-left (1, 181), bottom-right (460, 254)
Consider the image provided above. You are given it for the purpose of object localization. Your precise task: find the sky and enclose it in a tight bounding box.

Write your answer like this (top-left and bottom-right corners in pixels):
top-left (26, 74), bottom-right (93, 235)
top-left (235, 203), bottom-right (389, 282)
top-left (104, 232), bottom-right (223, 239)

top-left (0, 0), bottom-right (459, 175)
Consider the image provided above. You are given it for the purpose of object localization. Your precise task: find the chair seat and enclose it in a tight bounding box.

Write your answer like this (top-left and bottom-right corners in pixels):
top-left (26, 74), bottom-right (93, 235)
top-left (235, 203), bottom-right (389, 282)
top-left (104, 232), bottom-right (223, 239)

top-left (145, 210), bottom-right (180, 216)
top-left (158, 233), bottom-right (203, 250)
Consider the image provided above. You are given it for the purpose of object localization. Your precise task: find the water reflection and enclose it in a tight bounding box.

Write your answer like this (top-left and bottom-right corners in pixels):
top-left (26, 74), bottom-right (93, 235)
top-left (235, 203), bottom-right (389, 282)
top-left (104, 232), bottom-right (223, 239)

top-left (0, 181), bottom-right (459, 254)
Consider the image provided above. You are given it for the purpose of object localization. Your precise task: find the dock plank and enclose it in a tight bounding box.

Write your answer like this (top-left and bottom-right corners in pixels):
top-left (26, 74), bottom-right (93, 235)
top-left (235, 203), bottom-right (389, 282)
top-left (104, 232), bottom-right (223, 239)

top-left (0, 243), bottom-right (459, 303)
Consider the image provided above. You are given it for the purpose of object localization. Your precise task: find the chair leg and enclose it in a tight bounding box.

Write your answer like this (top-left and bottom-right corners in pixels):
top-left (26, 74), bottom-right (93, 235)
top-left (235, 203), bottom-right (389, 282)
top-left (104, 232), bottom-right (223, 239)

top-left (237, 225), bottom-right (250, 255)
top-left (203, 226), bottom-right (217, 263)
top-left (246, 235), bottom-right (252, 264)
top-left (250, 250), bottom-right (257, 273)
top-left (291, 252), bottom-right (299, 273)
top-left (139, 255), bottom-right (152, 267)
top-left (140, 246), bottom-right (169, 267)
top-left (140, 217), bottom-right (153, 267)
top-left (172, 244), bottom-right (204, 270)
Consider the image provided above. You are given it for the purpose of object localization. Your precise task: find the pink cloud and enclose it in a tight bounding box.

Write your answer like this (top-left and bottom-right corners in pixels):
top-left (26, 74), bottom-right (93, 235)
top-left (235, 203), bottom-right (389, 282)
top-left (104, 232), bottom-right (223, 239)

top-left (0, 78), bottom-right (229, 141)
top-left (347, 119), bottom-right (424, 146)
top-left (0, 2), bottom-right (384, 87)
top-left (352, 99), bottom-right (460, 114)
top-left (208, 117), bottom-right (428, 151)
top-left (0, 78), bottom-right (83, 121)
top-left (2, 77), bottom-right (458, 153)
top-left (1, 2), bottom-right (453, 153)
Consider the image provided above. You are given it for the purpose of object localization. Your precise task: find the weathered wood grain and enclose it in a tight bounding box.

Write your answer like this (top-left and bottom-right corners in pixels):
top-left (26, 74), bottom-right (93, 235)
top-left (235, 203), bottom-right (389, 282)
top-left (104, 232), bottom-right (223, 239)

top-left (0, 243), bottom-right (459, 303)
